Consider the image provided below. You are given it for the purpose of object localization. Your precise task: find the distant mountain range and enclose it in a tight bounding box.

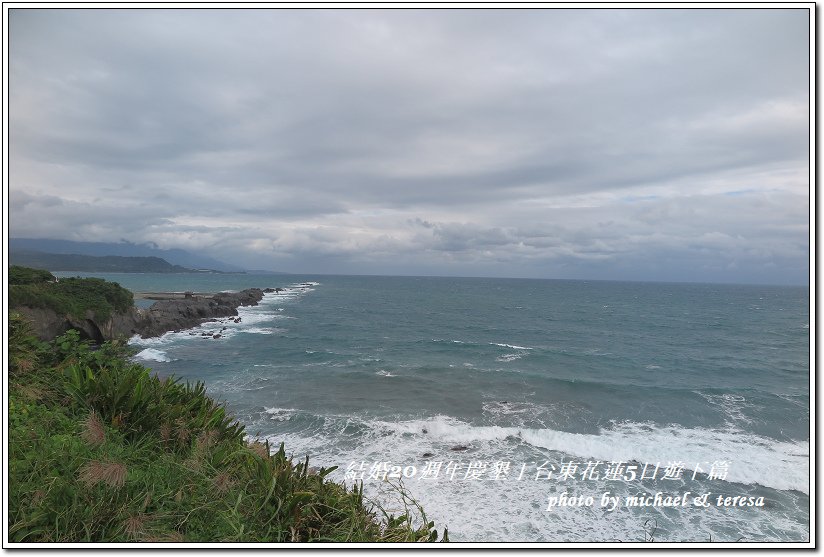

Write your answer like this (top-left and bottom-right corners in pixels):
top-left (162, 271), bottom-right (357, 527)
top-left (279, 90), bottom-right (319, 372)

top-left (10, 238), bottom-right (245, 272)
top-left (10, 251), bottom-right (202, 273)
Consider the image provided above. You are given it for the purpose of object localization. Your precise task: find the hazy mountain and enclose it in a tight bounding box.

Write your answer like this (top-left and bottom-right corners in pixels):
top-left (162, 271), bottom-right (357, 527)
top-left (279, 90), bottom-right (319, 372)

top-left (10, 238), bottom-right (244, 272)
top-left (11, 251), bottom-right (196, 273)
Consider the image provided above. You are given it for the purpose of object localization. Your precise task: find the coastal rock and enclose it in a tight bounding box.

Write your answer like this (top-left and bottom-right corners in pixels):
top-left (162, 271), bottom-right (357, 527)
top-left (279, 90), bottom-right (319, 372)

top-left (99, 306), bottom-right (144, 340)
top-left (15, 306), bottom-right (143, 343)
top-left (135, 288), bottom-right (264, 339)
top-left (14, 288), bottom-right (266, 343)
top-left (14, 306), bottom-right (74, 341)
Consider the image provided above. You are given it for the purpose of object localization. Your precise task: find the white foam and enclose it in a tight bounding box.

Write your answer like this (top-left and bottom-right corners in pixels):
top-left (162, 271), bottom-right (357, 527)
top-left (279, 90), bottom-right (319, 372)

top-left (482, 400), bottom-right (551, 423)
top-left (133, 347), bottom-right (173, 362)
top-left (264, 407), bottom-right (296, 421)
top-left (128, 332), bottom-right (179, 347)
top-left (376, 369), bottom-right (397, 377)
top-left (240, 327), bottom-right (280, 335)
top-left (245, 403), bottom-right (813, 541)
top-left (255, 284), bottom-right (318, 307)
top-left (496, 353), bottom-right (523, 362)
top-left (697, 392), bottom-right (754, 426)
top-left (255, 413), bottom-right (810, 541)
top-left (490, 342), bottom-right (533, 350)
top-left (521, 422), bottom-right (809, 493)
top-left (368, 415), bottom-right (809, 493)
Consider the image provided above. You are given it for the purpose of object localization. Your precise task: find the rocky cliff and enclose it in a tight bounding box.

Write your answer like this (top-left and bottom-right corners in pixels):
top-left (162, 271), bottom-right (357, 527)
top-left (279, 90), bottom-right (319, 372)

top-left (15, 306), bottom-right (144, 344)
top-left (16, 288), bottom-right (267, 342)
top-left (137, 289), bottom-right (265, 338)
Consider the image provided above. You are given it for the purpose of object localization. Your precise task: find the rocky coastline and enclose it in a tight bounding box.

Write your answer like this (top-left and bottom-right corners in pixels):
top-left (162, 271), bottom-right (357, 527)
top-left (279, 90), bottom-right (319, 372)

top-left (16, 287), bottom-right (278, 343)
top-left (136, 288), bottom-right (267, 338)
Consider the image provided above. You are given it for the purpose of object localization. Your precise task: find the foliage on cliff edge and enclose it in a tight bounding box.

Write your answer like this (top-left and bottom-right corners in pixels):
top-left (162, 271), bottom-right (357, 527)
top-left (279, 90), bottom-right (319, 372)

top-left (9, 265), bottom-right (134, 321)
top-left (8, 312), bottom-right (447, 543)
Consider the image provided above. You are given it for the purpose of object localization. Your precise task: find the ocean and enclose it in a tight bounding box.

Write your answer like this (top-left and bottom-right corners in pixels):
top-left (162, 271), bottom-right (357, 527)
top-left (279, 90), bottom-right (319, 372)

top-left (55, 272), bottom-right (811, 543)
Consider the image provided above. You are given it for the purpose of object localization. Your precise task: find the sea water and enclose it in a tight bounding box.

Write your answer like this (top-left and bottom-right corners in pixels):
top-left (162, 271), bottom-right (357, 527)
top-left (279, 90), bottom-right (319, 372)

top-left (56, 272), bottom-right (811, 542)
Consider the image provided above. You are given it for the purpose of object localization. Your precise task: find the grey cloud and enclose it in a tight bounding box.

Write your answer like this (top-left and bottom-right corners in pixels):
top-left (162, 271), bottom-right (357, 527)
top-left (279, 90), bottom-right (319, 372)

top-left (8, 8), bottom-right (810, 283)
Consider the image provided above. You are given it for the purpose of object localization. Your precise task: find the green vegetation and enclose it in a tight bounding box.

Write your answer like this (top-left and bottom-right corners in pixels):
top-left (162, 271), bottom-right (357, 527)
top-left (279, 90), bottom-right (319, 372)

top-left (9, 266), bottom-right (134, 321)
top-left (8, 312), bottom-right (447, 543)
top-left (9, 265), bottom-right (56, 285)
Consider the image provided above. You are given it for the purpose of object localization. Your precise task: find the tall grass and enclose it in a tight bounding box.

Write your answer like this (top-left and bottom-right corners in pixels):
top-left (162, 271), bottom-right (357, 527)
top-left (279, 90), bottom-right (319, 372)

top-left (8, 313), bottom-right (448, 543)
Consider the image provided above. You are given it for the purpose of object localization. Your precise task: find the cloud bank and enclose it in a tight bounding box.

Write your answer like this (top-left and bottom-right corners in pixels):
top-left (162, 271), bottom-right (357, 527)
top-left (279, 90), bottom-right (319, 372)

top-left (9, 8), bottom-right (810, 284)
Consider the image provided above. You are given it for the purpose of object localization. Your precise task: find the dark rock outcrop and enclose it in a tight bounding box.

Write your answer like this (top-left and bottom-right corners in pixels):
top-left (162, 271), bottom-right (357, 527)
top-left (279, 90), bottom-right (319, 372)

top-left (16, 288), bottom-right (266, 342)
top-left (16, 306), bottom-right (143, 343)
top-left (135, 288), bottom-right (264, 339)
top-left (101, 307), bottom-right (145, 340)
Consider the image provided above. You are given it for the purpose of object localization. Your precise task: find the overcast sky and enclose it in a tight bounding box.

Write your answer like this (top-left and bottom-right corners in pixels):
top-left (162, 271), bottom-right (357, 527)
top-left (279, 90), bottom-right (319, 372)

top-left (8, 8), bottom-right (810, 284)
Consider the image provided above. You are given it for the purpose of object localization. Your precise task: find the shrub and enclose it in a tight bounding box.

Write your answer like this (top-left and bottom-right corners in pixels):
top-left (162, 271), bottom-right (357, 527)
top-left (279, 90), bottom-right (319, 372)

top-left (9, 268), bottom-right (134, 321)
top-left (9, 265), bottom-right (55, 285)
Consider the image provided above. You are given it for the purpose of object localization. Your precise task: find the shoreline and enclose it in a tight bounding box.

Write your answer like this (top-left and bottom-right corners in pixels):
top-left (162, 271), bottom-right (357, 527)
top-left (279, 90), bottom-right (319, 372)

top-left (133, 291), bottom-right (218, 301)
top-left (135, 287), bottom-right (270, 338)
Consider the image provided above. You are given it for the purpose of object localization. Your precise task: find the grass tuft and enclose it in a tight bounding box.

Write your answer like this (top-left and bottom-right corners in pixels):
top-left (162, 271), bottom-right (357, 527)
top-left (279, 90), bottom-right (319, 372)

top-left (78, 460), bottom-right (128, 489)
top-left (122, 514), bottom-right (149, 539)
top-left (81, 411), bottom-right (106, 447)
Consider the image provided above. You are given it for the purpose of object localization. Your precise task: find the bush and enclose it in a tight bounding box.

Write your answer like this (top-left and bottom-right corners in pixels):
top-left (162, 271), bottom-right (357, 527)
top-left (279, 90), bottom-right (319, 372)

top-left (9, 268), bottom-right (134, 321)
top-left (9, 265), bottom-right (55, 285)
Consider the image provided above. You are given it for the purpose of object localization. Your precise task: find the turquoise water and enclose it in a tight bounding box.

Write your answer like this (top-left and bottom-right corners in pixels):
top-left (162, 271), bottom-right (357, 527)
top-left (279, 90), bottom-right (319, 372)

top-left (56, 272), bottom-right (811, 542)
